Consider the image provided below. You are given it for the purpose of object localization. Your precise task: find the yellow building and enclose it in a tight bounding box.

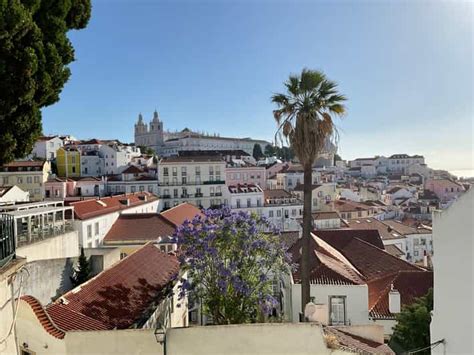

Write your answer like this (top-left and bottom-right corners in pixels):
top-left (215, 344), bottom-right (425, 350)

top-left (0, 160), bottom-right (51, 201)
top-left (56, 147), bottom-right (81, 177)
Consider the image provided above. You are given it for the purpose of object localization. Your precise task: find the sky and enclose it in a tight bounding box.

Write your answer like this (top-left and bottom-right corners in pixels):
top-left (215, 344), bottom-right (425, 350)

top-left (42, 0), bottom-right (473, 172)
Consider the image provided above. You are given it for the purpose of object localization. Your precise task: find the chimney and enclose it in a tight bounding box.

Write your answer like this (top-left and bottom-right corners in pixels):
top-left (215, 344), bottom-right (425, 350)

top-left (119, 198), bottom-right (130, 206)
top-left (389, 284), bottom-right (401, 314)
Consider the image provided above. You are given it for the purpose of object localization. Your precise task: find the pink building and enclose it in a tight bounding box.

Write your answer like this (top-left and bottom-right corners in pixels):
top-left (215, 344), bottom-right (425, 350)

top-left (45, 177), bottom-right (105, 200)
top-left (424, 179), bottom-right (465, 202)
top-left (226, 166), bottom-right (266, 188)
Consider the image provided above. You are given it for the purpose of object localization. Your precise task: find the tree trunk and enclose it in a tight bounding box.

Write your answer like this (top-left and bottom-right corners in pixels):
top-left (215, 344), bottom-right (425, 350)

top-left (300, 162), bottom-right (312, 318)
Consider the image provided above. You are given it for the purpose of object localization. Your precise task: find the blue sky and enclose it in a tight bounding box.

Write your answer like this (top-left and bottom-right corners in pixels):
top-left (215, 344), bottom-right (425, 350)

top-left (42, 0), bottom-right (473, 171)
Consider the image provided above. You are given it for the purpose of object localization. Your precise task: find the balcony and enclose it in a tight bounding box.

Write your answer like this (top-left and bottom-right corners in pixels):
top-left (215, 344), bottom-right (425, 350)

top-left (0, 214), bottom-right (15, 267)
top-left (2, 204), bottom-right (75, 249)
top-left (158, 180), bottom-right (225, 186)
top-left (161, 194), bottom-right (171, 199)
top-left (195, 193), bottom-right (203, 197)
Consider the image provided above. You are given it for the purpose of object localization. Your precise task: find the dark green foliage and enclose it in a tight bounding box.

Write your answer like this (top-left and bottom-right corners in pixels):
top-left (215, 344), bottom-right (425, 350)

top-left (70, 247), bottom-right (91, 287)
top-left (252, 143), bottom-right (264, 160)
top-left (334, 153), bottom-right (342, 161)
top-left (390, 288), bottom-right (433, 354)
top-left (264, 144), bottom-right (275, 157)
top-left (138, 145), bottom-right (156, 156)
top-left (0, 0), bottom-right (91, 165)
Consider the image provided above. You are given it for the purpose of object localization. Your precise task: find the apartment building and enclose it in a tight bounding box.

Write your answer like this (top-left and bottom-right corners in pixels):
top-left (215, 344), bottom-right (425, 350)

top-left (57, 146), bottom-right (81, 177)
top-left (0, 160), bottom-right (51, 201)
top-left (31, 135), bottom-right (64, 160)
top-left (158, 155), bottom-right (227, 209)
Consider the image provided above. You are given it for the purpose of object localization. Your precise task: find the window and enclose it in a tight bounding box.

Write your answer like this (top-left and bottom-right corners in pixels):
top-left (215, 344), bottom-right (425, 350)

top-left (87, 225), bottom-right (92, 239)
top-left (292, 209), bottom-right (296, 217)
top-left (17, 177), bottom-right (23, 184)
top-left (181, 167), bottom-right (187, 176)
top-left (236, 199), bottom-right (241, 208)
top-left (94, 222), bottom-right (99, 235)
top-left (269, 210), bottom-right (274, 217)
top-left (195, 166), bottom-right (201, 175)
top-left (172, 167), bottom-right (177, 176)
top-left (139, 185), bottom-right (145, 192)
top-left (33, 176), bottom-right (39, 183)
top-left (210, 187), bottom-right (215, 196)
top-left (173, 189), bottom-right (178, 198)
top-left (120, 252), bottom-right (128, 259)
top-left (257, 198), bottom-right (261, 207)
top-left (131, 186), bottom-right (136, 193)
top-left (329, 296), bottom-right (346, 325)
top-left (1, 177), bottom-right (8, 185)
top-left (163, 167), bottom-right (169, 176)
top-left (72, 166), bottom-right (76, 173)
top-left (247, 198), bottom-right (251, 208)
top-left (312, 198), bottom-right (317, 207)
top-left (277, 210), bottom-right (282, 217)
top-left (148, 185), bottom-right (154, 193)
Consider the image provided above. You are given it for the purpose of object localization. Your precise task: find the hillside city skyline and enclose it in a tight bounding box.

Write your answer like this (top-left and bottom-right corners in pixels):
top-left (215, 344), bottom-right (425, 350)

top-left (39, 1), bottom-right (473, 174)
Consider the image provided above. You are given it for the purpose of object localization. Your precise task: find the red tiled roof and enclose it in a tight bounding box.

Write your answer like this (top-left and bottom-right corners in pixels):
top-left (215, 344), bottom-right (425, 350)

top-left (20, 296), bottom-right (65, 339)
top-left (263, 189), bottom-right (293, 200)
top-left (161, 203), bottom-right (202, 226)
top-left (70, 192), bottom-right (158, 220)
top-left (293, 183), bottom-right (322, 192)
top-left (368, 271), bottom-right (433, 319)
top-left (103, 214), bottom-right (176, 244)
top-left (47, 303), bottom-right (109, 331)
top-left (324, 327), bottom-right (394, 354)
top-left (122, 165), bottom-right (143, 174)
top-left (335, 238), bottom-right (421, 281)
top-left (288, 236), bottom-right (364, 286)
top-left (314, 229), bottom-right (385, 250)
top-left (346, 218), bottom-right (406, 240)
top-left (332, 199), bottom-right (372, 212)
top-left (1, 160), bottom-right (46, 168)
top-left (47, 243), bottom-right (180, 330)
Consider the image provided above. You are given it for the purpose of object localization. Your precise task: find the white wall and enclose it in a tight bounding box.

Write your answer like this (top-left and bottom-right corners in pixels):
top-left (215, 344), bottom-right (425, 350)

top-left (290, 284), bottom-right (370, 325)
top-left (16, 231), bottom-right (80, 262)
top-left (431, 189), bottom-right (473, 355)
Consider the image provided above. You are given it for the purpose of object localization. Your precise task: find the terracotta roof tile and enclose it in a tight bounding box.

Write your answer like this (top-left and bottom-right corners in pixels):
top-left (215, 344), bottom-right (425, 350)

top-left (103, 214), bottom-right (176, 244)
top-left (70, 192), bottom-right (158, 220)
top-left (324, 326), bottom-right (395, 354)
top-left (161, 203), bottom-right (202, 226)
top-left (263, 189), bottom-right (293, 200)
top-left (368, 271), bottom-right (433, 319)
top-left (314, 229), bottom-right (385, 250)
top-left (20, 296), bottom-right (65, 339)
top-left (346, 218), bottom-right (406, 240)
top-left (47, 243), bottom-right (180, 330)
top-left (121, 165), bottom-right (144, 174)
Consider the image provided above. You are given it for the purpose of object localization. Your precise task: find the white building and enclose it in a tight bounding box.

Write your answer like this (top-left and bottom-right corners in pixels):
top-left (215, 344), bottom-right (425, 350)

top-left (70, 192), bottom-right (160, 247)
top-left (275, 166), bottom-right (321, 191)
top-left (31, 135), bottom-right (64, 160)
top-left (158, 155), bottom-right (227, 210)
top-left (106, 165), bottom-right (158, 195)
top-left (431, 189), bottom-right (473, 355)
top-left (0, 185), bottom-right (29, 205)
top-left (262, 189), bottom-right (303, 231)
top-left (293, 183), bottom-right (337, 212)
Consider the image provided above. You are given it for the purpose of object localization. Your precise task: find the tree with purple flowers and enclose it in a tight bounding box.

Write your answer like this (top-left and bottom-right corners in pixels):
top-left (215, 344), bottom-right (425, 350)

top-left (174, 207), bottom-right (292, 325)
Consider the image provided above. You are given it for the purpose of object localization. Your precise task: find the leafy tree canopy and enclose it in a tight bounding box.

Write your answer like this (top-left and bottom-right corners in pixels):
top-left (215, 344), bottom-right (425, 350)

top-left (390, 288), bottom-right (433, 354)
top-left (175, 207), bottom-right (291, 324)
top-left (0, 0), bottom-right (92, 165)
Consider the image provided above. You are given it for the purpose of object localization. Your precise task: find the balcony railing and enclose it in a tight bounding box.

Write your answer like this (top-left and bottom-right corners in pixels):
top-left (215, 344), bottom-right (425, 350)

top-left (16, 221), bottom-right (75, 248)
top-left (0, 214), bottom-right (15, 267)
top-left (158, 180), bottom-right (225, 186)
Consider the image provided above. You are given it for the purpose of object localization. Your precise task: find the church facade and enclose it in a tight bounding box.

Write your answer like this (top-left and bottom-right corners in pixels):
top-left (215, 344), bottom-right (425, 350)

top-left (134, 111), bottom-right (164, 152)
top-left (134, 111), bottom-right (270, 156)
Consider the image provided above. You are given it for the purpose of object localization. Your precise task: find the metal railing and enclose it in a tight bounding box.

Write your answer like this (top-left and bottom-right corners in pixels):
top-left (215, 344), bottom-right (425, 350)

top-left (158, 180), bottom-right (225, 186)
top-left (0, 214), bottom-right (15, 267)
top-left (16, 220), bottom-right (75, 248)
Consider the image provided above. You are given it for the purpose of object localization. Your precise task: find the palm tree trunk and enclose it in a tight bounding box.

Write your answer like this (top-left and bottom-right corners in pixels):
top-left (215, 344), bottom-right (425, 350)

top-left (300, 162), bottom-right (312, 318)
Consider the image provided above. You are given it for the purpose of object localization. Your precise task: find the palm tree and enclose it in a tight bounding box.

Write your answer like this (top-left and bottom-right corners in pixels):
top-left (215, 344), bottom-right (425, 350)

top-left (271, 69), bottom-right (346, 317)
